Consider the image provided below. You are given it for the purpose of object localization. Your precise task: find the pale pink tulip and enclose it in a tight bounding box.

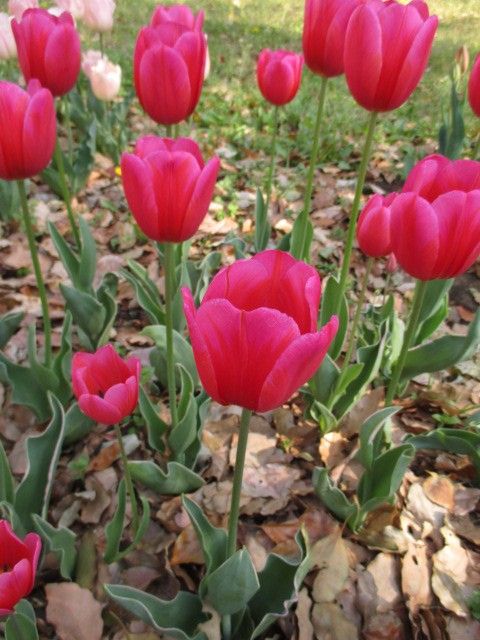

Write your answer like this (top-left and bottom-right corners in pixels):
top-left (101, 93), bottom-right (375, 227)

top-left (7, 0), bottom-right (38, 21)
top-left (81, 48), bottom-right (103, 78)
top-left (0, 13), bottom-right (16, 60)
top-left (89, 56), bottom-right (121, 100)
top-left (54, 0), bottom-right (84, 19)
top-left (82, 0), bottom-right (115, 32)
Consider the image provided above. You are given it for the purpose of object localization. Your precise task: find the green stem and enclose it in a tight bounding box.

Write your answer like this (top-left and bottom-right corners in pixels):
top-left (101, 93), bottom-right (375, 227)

top-left (174, 123), bottom-right (180, 138)
top-left (336, 111), bottom-right (378, 312)
top-left (114, 423), bottom-right (139, 533)
top-left (165, 124), bottom-right (173, 137)
top-left (99, 31), bottom-right (105, 57)
top-left (264, 106), bottom-right (279, 209)
top-left (292, 75), bottom-right (328, 260)
top-left (17, 180), bottom-right (52, 368)
top-left (342, 257), bottom-right (374, 369)
top-left (227, 408), bottom-right (252, 557)
top-left (53, 139), bottom-right (81, 248)
top-left (383, 269), bottom-right (392, 306)
top-left (63, 96), bottom-right (74, 166)
top-left (385, 279), bottom-right (428, 405)
top-left (164, 242), bottom-right (179, 430)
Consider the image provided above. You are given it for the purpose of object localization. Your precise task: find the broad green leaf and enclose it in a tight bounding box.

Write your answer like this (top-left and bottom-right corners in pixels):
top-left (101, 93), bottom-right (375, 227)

top-left (290, 211), bottom-right (313, 261)
top-left (32, 515), bottom-right (76, 579)
top-left (139, 386), bottom-right (167, 453)
top-left (129, 460), bottom-right (204, 495)
top-left (77, 217), bottom-right (98, 292)
top-left (415, 279), bottom-right (453, 344)
top-left (0, 438), bottom-right (15, 504)
top-left (5, 604), bottom-right (39, 640)
top-left (144, 324), bottom-right (198, 388)
top-left (60, 284), bottom-right (106, 349)
top-left (95, 273), bottom-right (118, 347)
top-left (182, 496), bottom-right (227, 576)
top-left (308, 355), bottom-right (339, 405)
top-left (0, 311), bottom-right (23, 349)
top-left (105, 584), bottom-right (208, 640)
top-left (121, 260), bottom-right (164, 325)
top-left (408, 429), bottom-right (480, 481)
top-left (309, 401), bottom-right (337, 434)
top-left (63, 402), bottom-right (95, 446)
top-left (358, 407), bottom-right (400, 471)
top-left (313, 467), bottom-right (357, 523)
top-left (319, 276), bottom-right (348, 359)
top-left (168, 366), bottom-right (199, 464)
top-left (0, 355), bottom-right (50, 420)
top-left (48, 221), bottom-right (82, 290)
top-left (203, 549), bottom-right (260, 615)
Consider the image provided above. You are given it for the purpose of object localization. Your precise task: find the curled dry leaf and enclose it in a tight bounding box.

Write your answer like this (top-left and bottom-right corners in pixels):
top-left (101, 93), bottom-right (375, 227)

top-left (401, 540), bottom-right (432, 614)
top-left (423, 474), bottom-right (455, 510)
top-left (296, 588), bottom-right (314, 640)
top-left (311, 528), bottom-right (349, 603)
top-left (45, 582), bottom-right (103, 640)
top-left (357, 553), bottom-right (402, 619)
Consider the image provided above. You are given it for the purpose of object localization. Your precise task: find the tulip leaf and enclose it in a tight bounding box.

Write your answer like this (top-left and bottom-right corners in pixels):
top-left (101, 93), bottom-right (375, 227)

top-left (203, 549), bottom-right (260, 615)
top-left (358, 406), bottom-right (400, 471)
top-left (173, 259), bottom-right (192, 332)
top-left (0, 355), bottom-right (50, 420)
top-left (168, 366), bottom-right (199, 465)
top-left (94, 273), bottom-right (119, 347)
top-left (290, 211), bottom-right (313, 261)
top-left (138, 386), bottom-right (168, 453)
top-left (144, 324), bottom-right (199, 388)
top-left (48, 217), bottom-right (97, 293)
top-left (254, 188), bottom-right (270, 252)
top-left (0, 310), bottom-right (23, 350)
top-left (5, 601), bottom-right (39, 640)
top-left (319, 276), bottom-right (348, 359)
top-left (121, 260), bottom-right (165, 325)
top-left (105, 584), bottom-right (208, 640)
top-left (60, 284), bottom-right (106, 349)
top-left (182, 496), bottom-right (227, 577)
top-left (313, 467), bottom-right (358, 524)
top-left (32, 515), bottom-right (77, 580)
top-left (0, 177), bottom-right (20, 223)
top-left (63, 401), bottom-right (95, 446)
top-left (0, 438), bottom-right (15, 504)
top-left (415, 278), bottom-right (453, 345)
top-left (128, 460), bottom-right (204, 495)
top-left (401, 308), bottom-right (480, 381)
top-left (308, 355), bottom-right (340, 405)
top-left (14, 394), bottom-right (65, 531)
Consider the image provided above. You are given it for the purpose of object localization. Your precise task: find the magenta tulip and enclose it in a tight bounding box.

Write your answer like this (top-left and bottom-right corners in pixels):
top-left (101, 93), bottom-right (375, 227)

top-left (257, 49), bottom-right (303, 106)
top-left (402, 154), bottom-right (480, 202)
top-left (182, 250), bottom-right (338, 412)
top-left (134, 21), bottom-right (206, 125)
top-left (121, 136), bottom-right (220, 243)
top-left (150, 3), bottom-right (204, 31)
top-left (357, 193), bottom-right (396, 258)
top-left (12, 8), bottom-right (81, 97)
top-left (469, 53), bottom-right (480, 118)
top-left (72, 344), bottom-right (141, 425)
top-left (0, 520), bottom-right (41, 617)
top-left (344, 0), bottom-right (438, 112)
top-left (0, 80), bottom-right (56, 180)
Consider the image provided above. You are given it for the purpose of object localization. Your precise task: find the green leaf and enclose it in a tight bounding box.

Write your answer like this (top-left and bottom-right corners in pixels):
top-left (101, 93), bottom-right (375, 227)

top-left (60, 284), bottom-right (106, 350)
top-left (0, 438), bottom-right (15, 504)
top-left (139, 386), bottom-right (167, 453)
top-left (14, 395), bottom-right (65, 531)
top-left (415, 279), bottom-right (452, 344)
top-left (313, 467), bottom-right (357, 524)
top-left (182, 496), bottom-right (227, 576)
top-left (290, 211), bottom-right (313, 261)
top-left (129, 460), bottom-right (204, 495)
top-left (203, 549), bottom-right (260, 615)
top-left (95, 274), bottom-right (118, 348)
top-left (5, 601), bottom-right (39, 640)
top-left (319, 276), bottom-right (348, 359)
top-left (32, 515), bottom-right (76, 579)
top-left (77, 217), bottom-right (98, 292)
top-left (0, 311), bottom-right (23, 349)
top-left (63, 402), bottom-right (95, 446)
top-left (358, 407), bottom-right (400, 471)
top-left (168, 366), bottom-right (199, 465)
top-left (121, 260), bottom-right (164, 325)
top-left (402, 308), bottom-right (480, 381)
top-left (144, 324), bottom-right (199, 388)
top-left (48, 222), bottom-right (82, 290)
top-left (254, 188), bottom-right (269, 252)
top-left (105, 584), bottom-right (208, 640)
top-left (308, 355), bottom-right (340, 405)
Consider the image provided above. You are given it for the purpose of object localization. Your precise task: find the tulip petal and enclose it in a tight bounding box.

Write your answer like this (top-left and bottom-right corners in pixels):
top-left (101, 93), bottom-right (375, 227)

top-left (121, 153), bottom-right (160, 240)
top-left (0, 521), bottom-right (30, 568)
top-left (181, 156), bottom-right (220, 240)
top-left (0, 559), bottom-right (32, 612)
top-left (44, 23), bottom-right (80, 95)
top-left (22, 85), bottom-right (56, 176)
top-left (357, 194), bottom-right (393, 258)
top-left (402, 154), bottom-right (449, 201)
top-left (89, 344), bottom-right (133, 392)
top-left (78, 394), bottom-right (122, 425)
top-left (103, 379), bottom-right (138, 420)
top-left (174, 30), bottom-right (206, 117)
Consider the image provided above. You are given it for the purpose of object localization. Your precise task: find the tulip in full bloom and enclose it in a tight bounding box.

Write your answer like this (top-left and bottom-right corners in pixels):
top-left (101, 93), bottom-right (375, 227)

top-left (257, 49), bottom-right (303, 106)
top-left (0, 80), bottom-right (56, 180)
top-left (83, 52), bottom-right (121, 101)
top-left (121, 136), bottom-right (220, 242)
top-left (72, 344), bottom-right (141, 425)
top-left (468, 53), bottom-right (480, 118)
top-left (82, 0), bottom-right (115, 32)
top-left (344, 0), bottom-right (438, 112)
top-left (402, 154), bottom-right (480, 202)
top-left (357, 193), bottom-right (396, 258)
top-left (13, 8), bottom-right (81, 97)
top-left (0, 13), bottom-right (16, 59)
top-left (7, 0), bottom-right (38, 21)
top-left (182, 250), bottom-right (339, 412)
top-left (134, 20), bottom-right (207, 125)
top-left (54, 0), bottom-right (85, 19)
top-left (150, 3), bottom-right (204, 31)
top-left (302, 0), bottom-right (360, 77)
top-left (0, 520), bottom-right (41, 617)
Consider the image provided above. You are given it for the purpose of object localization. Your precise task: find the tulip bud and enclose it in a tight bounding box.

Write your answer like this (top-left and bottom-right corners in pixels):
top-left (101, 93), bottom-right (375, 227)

top-left (54, 0), bottom-right (85, 19)
top-left (0, 13), bottom-right (16, 60)
top-left (150, 3), bottom-right (204, 31)
top-left (455, 45), bottom-right (469, 75)
top-left (7, 0), bottom-right (38, 21)
top-left (82, 0), bottom-right (115, 32)
top-left (257, 49), bottom-right (303, 106)
top-left (357, 193), bottom-right (396, 258)
top-left (89, 56), bottom-right (122, 101)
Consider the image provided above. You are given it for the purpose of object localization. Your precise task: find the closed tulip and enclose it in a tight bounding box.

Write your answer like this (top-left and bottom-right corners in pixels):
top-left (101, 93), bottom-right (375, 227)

top-left (0, 80), bottom-right (56, 180)
top-left (357, 193), bottom-right (396, 258)
top-left (257, 49), bottom-right (303, 106)
top-left (0, 520), bottom-right (41, 617)
top-left (134, 21), bottom-right (206, 125)
top-left (150, 3), bottom-right (204, 31)
top-left (54, 0), bottom-right (85, 19)
top-left (72, 344), bottom-right (141, 425)
top-left (7, 0), bottom-right (38, 21)
top-left (88, 55), bottom-right (121, 101)
top-left (302, 0), bottom-right (360, 77)
top-left (182, 250), bottom-right (338, 412)
top-left (81, 48), bottom-right (102, 77)
top-left (0, 13), bottom-right (16, 59)
top-left (82, 0), bottom-right (115, 32)
top-left (13, 8), bottom-right (81, 97)
top-left (469, 54), bottom-right (480, 118)
top-left (344, 0), bottom-right (438, 112)
top-left (121, 136), bottom-right (219, 242)
top-left (402, 154), bottom-right (480, 202)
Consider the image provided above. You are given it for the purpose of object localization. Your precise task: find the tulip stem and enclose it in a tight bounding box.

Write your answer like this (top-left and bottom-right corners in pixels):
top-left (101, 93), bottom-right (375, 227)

top-left (342, 257), bottom-right (373, 370)
top-left (165, 124), bottom-right (173, 137)
top-left (337, 111), bottom-right (378, 311)
top-left (385, 279), bottom-right (427, 405)
top-left (53, 139), bottom-right (81, 249)
top-left (291, 75), bottom-right (328, 260)
top-left (383, 270), bottom-right (393, 306)
top-left (17, 180), bottom-right (52, 368)
top-left (114, 423), bottom-right (140, 533)
top-left (63, 96), bottom-right (74, 166)
top-left (99, 32), bottom-right (105, 58)
top-left (164, 242), bottom-right (179, 431)
top-left (227, 408), bottom-right (252, 557)
top-left (264, 106), bottom-right (279, 209)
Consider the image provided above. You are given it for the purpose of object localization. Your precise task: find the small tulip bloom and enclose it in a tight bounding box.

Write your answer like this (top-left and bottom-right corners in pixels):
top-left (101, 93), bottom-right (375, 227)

top-left (0, 80), bottom-right (56, 180)
top-left (54, 0), bottom-right (85, 19)
top-left (469, 54), bottom-right (480, 118)
top-left (7, 0), bottom-right (38, 21)
top-left (121, 136), bottom-right (220, 243)
top-left (402, 154), bottom-right (480, 202)
top-left (150, 3), bottom-right (204, 31)
top-left (88, 55), bottom-right (122, 101)
top-left (82, 0), bottom-right (115, 32)
top-left (72, 344), bottom-right (141, 425)
top-left (134, 21), bottom-right (207, 125)
top-left (0, 520), bottom-right (41, 617)
top-left (344, 0), bottom-right (438, 112)
top-left (182, 250), bottom-right (338, 413)
top-left (302, 0), bottom-right (360, 78)
top-left (357, 193), bottom-right (396, 258)
top-left (257, 49), bottom-right (303, 106)
top-left (12, 8), bottom-right (81, 97)
top-left (81, 48), bottom-right (103, 77)
top-left (0, 13), bottom-right (16, 60)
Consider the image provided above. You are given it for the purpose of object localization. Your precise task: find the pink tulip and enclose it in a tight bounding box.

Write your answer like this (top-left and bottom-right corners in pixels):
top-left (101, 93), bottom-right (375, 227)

top-left (72, 344), bottom-right (141, 425)
top-left (344, 0), bottom-right (438, 112)
top-left (402, 154), bottom-right (480, 202)
top-left (150, 3), bottom-right (204, 31)
top-left (82, 0), bottom-right (115, 32)
top-left (469, 53), bottom-right (480, 118)
top-left (0, 13), bottom-right (16, 60)
top-left (182, 250), bottom-right (338, 412)
top-left (302, 0), bottom-right (361, 77)
top-left (88, 55), bottom-right (121, 101)
top-left (257, 49), bottom-right (303, 106)
top-left (134, 21), bottom-right (206, 125)
top-left (357, 193), bottom-right (396, 258)
top-left (7, 0), bottom-right (38, 21)
top-left (121, 136), bottom-right (220, 242)
top-left (0, 80), bottom-right (56, 180)
top-left (0, 520), bottom-right (41, 617)
top-left (54, 0), bottom-right (84, 19)
top-left (12, 8), bottom-right (81, 97)
top-left (81, 48), bottom-right (102, 77)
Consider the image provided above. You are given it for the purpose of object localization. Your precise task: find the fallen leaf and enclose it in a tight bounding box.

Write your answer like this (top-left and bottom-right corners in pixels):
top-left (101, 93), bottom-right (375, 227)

top-left (311, 529), bottom-right (349, 603)
top-left (357, 553), bottom-right (402, 618)
top-left (46, 582), bottom-right (103, 640)
top-left (311, 602), bottom-right (358, 640)
top-left (363, 612), bottom-right (405, 640)
top-left (88, 441), bottom-right (120, 472)
top-left (431, 527), bottom-right (473, 616)
top-left (446, 513), bottom-right (480, 545)
top-left (170, 525), bottom-right (204, 566)
top-left (319, 432), bottom-right (349, 470)
top-left (297, 588), bottom-right (314, 640)
top-left (401, 540), bottom-right (432, 613)
top-left (423, 474), bottom-right (455, 510)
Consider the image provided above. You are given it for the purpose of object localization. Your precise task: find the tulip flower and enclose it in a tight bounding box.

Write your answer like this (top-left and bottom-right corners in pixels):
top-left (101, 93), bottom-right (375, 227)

top-left (357, 193), bottom-right (396, 258)
top-left (134, 21), bottom-right (207, 126)
top-left (402, 154), bottom-right (480, 201)
top-left (54, 0), bottom-right (84, 19)
top-left (82, 0), bottom-right (115, 32)
top-left (12, 8), bottom-right (81, 97)
top-left (0, 521), bottom-right (41, 617)
top-left (81, 48), bottom-right (103, 77)
top-left (121, 136), bottom-right (220, 243)
top-left (344, 0), bottom-right (438, 113)
top-left (150, 3), bottom-right (204, 31)
top-left (0, 13), bottom-right (16, 59)
top-left (88, 55), bottom-right (122, 101)
top-left (7, 0), bottom-right (38, 21)
top-left (469, 54), bottom-right (480, 118)
top-left (257, 49), bottom-right (303, 107)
